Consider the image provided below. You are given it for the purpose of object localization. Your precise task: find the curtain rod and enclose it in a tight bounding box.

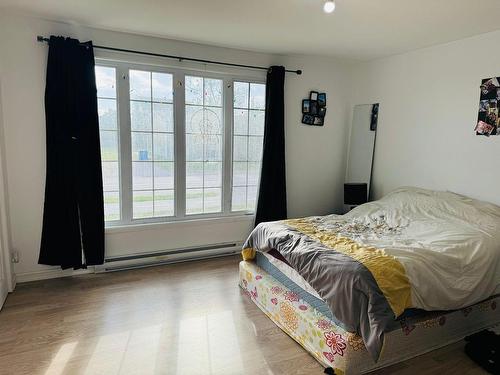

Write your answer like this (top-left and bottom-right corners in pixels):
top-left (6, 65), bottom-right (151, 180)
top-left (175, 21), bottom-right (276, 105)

top-left (36, 36), bottom-right (302, 75)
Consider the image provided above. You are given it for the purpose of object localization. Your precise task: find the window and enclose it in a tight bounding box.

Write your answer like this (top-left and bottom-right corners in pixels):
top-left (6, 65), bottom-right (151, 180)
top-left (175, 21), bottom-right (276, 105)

top-left (95, 62), bottom-right (265, 225)
top-left (96, 66), bottom-right (120, 222)
top-left (231, 82), bottom-right (265, 212)
top-left (185, 76), bottom-right (223, 215)
top-left (129, 70), bottom-right (175, 218)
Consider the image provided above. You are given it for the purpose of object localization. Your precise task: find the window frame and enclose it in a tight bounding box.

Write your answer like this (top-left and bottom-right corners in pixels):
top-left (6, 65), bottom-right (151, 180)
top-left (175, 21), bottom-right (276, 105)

top-left (96, 58), bottom-right (265, 227)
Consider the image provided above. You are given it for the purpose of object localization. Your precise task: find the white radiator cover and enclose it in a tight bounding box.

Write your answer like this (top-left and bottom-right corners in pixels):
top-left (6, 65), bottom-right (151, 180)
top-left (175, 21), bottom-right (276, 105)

top-left (94, 242), bottom-right (241, 272)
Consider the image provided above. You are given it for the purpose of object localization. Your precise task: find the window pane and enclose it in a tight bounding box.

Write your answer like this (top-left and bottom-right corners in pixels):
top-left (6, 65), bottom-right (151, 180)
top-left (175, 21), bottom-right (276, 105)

top-left (102, 161), bottom-right (119, 191)
top-left (96, 65), bottom-right (120, 222)
top-left (132, 162), bottom-right (153, 190)
top-left (186, 134), bottom-right (203, 161)
top-left (247, 185), bottom-right (258, 210)
top-left (186, 107), bottom-right (223, 135)
top-left (133, 190), bottom-right (153, 218)
top-left (248, 136), bottom-right (264, 161)
top-left (233, 136), bottom-right (247, 162)
top-left (153, 103), bottom-right (174, 133)
top-left (95, 66), bottom-right (116, 99)
top-left (249, 110), bottom-right (265, 136)
top-left (231, 81), bottom-right (265, 213)
top-left (232, 162), bottom-right (247, 186)
top-left (204, 162), bottom-right (222, 188)
top-left (204, 107), bottom-right (223, 134)
top-left (204, 135), bottom-right (222, 161)
top-left (153, 133), bottom-right (174, 161)
top-left (233, 82), bottom-right (249, 108)
top-left (154, 162), bottom-right (174, 190)
top-left (104, 191), bottom-right (120, 221)
top-left (186, 188), bottom-right (203, 215)
top-left (248, 162), bottom-right (261, 185)
top-left (100, 131), bottom-right (119, 161)
top-left (185, 105), bottom-right (202, 134)
top-left (185, 76), bottom-right (203, 105)
top-left (234, 109), bottom-right (248, 135)
top-left (130, 70), bottom-right (151, 101)
top-left (128, 69), bottom-right (176, 221)
top-left (130, 101), bottom-right (152, 131)
top-left (250, 83), bottom-right (266, 110)
top-left (186, 162), bottom-right (203, 188)
top-left (204, 78), bottom-right (222, 107)
top-left (154, 190), bottom-right (174, 217)
top-left (231, 186), bottom-right (246, 211)
top-left (98, 99), bottom-right (117, 130)
top-left (185, 76), bottom-right (225, 215)
top-left (152, 72), bottom-right (173, 103)
top-left (204, 188), bottom-right (221, 213)
top-left (132, 132), bottom-right (152, 161)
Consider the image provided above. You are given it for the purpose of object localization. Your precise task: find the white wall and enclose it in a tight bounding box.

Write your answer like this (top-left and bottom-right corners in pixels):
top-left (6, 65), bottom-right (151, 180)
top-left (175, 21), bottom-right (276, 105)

top-left (6, 10), bottom-right (498, 283)
top-left (0, 77), bottom-right (15, 299)
top-left (0, 13), bottom-right (353, 280)
top-left (351, 30), bottom-right (500, 204)
top-left (281, 54), bottom-right (353, 218)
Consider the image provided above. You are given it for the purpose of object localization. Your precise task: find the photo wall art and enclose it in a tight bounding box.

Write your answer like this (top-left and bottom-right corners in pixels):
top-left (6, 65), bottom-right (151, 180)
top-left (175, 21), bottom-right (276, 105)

top-left (476, 77), bottom-right (500, 136)
top-left (302, 91), bottom-right (327, 126)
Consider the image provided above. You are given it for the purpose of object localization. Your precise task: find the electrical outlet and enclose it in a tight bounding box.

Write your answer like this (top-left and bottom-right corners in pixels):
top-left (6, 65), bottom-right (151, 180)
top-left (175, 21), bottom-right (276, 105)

top-left (11, 250), bottom-right (19, 263)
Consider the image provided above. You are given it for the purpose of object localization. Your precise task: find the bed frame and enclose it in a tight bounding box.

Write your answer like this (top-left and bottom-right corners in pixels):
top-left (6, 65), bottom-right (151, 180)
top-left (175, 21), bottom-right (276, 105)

top-left (239, 260), bottom-right (500, 374)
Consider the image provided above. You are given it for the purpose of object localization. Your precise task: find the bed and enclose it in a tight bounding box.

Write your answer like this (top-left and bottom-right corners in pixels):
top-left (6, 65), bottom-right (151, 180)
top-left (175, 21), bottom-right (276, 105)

top-left (239, 187), bottom-right (500, 374)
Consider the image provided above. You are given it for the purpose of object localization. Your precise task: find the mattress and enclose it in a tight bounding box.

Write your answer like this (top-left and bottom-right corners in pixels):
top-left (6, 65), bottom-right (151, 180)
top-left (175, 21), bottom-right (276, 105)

top-left (260, 251), bottom-right (321, 299)
top-left (257, 252), bottom-right (337, 324)
top-left (240, 259), bottom-right (500, 374)
top-left (256, 252), bottom-right (436, 332)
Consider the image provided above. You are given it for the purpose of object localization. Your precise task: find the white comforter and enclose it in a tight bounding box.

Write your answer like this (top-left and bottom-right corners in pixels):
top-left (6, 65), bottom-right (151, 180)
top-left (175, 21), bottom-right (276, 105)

top-left (338, 187), bottom-right (500, 311)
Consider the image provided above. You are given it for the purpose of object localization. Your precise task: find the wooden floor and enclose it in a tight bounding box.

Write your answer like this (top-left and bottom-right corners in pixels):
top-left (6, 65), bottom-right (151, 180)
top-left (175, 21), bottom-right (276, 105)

top-left (0, 255), bottom-right (487, 375)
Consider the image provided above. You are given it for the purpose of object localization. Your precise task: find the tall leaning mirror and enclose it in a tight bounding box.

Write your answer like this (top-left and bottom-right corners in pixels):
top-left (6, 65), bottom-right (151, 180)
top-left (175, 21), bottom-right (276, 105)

top-left (344, 103), bottom-right (379, 212)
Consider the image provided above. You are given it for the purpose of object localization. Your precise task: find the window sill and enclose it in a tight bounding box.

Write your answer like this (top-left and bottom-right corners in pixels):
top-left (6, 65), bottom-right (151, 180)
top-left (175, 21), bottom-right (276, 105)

top-left (105, 214), bottom-right (255, 234)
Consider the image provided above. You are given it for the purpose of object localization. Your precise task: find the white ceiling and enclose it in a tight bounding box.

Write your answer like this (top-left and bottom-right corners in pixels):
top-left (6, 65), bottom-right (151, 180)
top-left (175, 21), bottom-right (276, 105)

top-left (1, 0), bottom-right (500, 61)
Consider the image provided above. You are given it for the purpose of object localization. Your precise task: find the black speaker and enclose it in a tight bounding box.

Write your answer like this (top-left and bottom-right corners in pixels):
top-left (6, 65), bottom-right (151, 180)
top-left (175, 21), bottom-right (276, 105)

top-left (370, 103), bottom-right (379, 131)
top-left (344, 183), bottom-right (368, 205)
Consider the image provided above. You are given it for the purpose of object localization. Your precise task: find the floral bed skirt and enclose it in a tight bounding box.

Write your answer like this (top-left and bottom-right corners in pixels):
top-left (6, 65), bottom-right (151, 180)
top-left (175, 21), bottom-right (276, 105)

top-left (239, 260), bottom-right (500, 374)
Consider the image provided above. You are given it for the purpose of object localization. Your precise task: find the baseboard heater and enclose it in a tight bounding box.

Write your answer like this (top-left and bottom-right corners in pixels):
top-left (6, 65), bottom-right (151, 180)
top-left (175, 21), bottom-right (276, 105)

top-left (95, 242), bottom-right (242, 273)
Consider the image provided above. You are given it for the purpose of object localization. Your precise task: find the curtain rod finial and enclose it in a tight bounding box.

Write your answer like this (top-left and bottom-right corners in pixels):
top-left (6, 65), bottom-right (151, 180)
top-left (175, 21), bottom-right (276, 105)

top-left (296, 70), bottom-right (302, 75)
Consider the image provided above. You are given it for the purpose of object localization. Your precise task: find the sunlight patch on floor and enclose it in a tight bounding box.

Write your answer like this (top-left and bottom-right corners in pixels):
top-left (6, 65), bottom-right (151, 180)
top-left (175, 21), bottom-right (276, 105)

top-left (44, 341), bottom-right (78, 375)
top-left (176, 310), bottom-right (244, 374)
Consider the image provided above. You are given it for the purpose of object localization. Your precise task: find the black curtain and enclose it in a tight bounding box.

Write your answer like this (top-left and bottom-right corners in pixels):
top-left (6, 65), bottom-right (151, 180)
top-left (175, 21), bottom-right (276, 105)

top-left (254, 66), bottom-right (287, 226)
top-left (39, 36), bottom-right (104, 270)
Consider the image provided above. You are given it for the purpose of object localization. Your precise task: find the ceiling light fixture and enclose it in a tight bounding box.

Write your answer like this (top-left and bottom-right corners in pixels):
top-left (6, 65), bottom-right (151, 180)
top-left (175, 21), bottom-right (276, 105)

top-left (323, 1), bottom-right (336, 13)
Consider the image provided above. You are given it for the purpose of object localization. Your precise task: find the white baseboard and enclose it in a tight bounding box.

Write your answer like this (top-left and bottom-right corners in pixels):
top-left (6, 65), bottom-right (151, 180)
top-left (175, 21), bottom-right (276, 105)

top-left (15, 267), bottom-right (95, 283)
top-left (9, 272), bottom-right (16, 292)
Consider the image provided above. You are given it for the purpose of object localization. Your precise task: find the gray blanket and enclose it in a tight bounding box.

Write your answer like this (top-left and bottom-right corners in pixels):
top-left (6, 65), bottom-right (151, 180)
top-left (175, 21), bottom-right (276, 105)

top-left (243, 218), bottom-right (411, 361)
